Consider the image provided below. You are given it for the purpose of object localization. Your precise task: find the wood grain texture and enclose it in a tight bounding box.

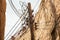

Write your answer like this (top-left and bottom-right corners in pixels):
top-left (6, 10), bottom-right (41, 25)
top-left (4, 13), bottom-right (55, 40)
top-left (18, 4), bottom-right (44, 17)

top-left (0, 0), bottom-right (6, 40)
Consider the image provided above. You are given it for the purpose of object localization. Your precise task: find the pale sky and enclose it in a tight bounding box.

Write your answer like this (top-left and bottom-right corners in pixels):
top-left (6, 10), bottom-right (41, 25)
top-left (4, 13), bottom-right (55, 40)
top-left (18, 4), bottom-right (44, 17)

top-left (5, 0), bottom-right (41, 40)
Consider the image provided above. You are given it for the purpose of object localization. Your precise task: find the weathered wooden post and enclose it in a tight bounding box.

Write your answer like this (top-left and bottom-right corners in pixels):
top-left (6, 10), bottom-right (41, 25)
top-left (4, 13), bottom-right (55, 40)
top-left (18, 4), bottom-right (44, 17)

top-left (28, 3), bottom-right (35, 40)
top-left (0, 0), bottom-right (6, 40)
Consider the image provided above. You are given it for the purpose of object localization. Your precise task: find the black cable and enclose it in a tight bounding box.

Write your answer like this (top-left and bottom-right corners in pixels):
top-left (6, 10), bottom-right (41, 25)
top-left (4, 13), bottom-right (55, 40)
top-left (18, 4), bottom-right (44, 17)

top-left (5, 18), bottom-right (20, 39)
top-left (8, 0), bottom-right (28, 17)
top-left (5, 0), bottom-right (28, 39)
top-left (8, 0), bottom-right (21, 17)
top-left (5, 8), bottom-right (28, 40)
top-left (5, 0), bottom-right (40, 40)
top-left (6, 18), bottom-right (21, 40)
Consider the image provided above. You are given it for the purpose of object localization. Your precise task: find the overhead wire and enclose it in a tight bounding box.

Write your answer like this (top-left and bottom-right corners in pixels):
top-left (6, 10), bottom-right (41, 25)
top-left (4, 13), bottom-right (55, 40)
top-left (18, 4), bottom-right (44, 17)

top-left (5, 10), bottom-right (28, 40)
top-left (5, 0), bottom-right (40, 40)
top-left (4, 18), bottom-right (20, 39)
top-left (8, 0), bottom-right (21, 17)
top-left (5, 14), bottom-right (28, 40)
top-left (4, 2), bottom-right (26, 39)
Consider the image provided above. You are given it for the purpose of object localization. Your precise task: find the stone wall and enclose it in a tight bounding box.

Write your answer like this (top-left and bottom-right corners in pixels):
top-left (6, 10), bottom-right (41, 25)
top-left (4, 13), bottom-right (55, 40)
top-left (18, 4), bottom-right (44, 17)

top-left (52, 0), bottom-right (60, 40)
top-left (34, 0), bottom-right (55, 40)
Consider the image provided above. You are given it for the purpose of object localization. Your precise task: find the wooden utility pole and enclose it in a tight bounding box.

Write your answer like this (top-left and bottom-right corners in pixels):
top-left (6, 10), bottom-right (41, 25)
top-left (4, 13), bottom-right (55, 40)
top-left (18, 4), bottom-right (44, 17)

top-left (28, 3), bottom-right (35, 40)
